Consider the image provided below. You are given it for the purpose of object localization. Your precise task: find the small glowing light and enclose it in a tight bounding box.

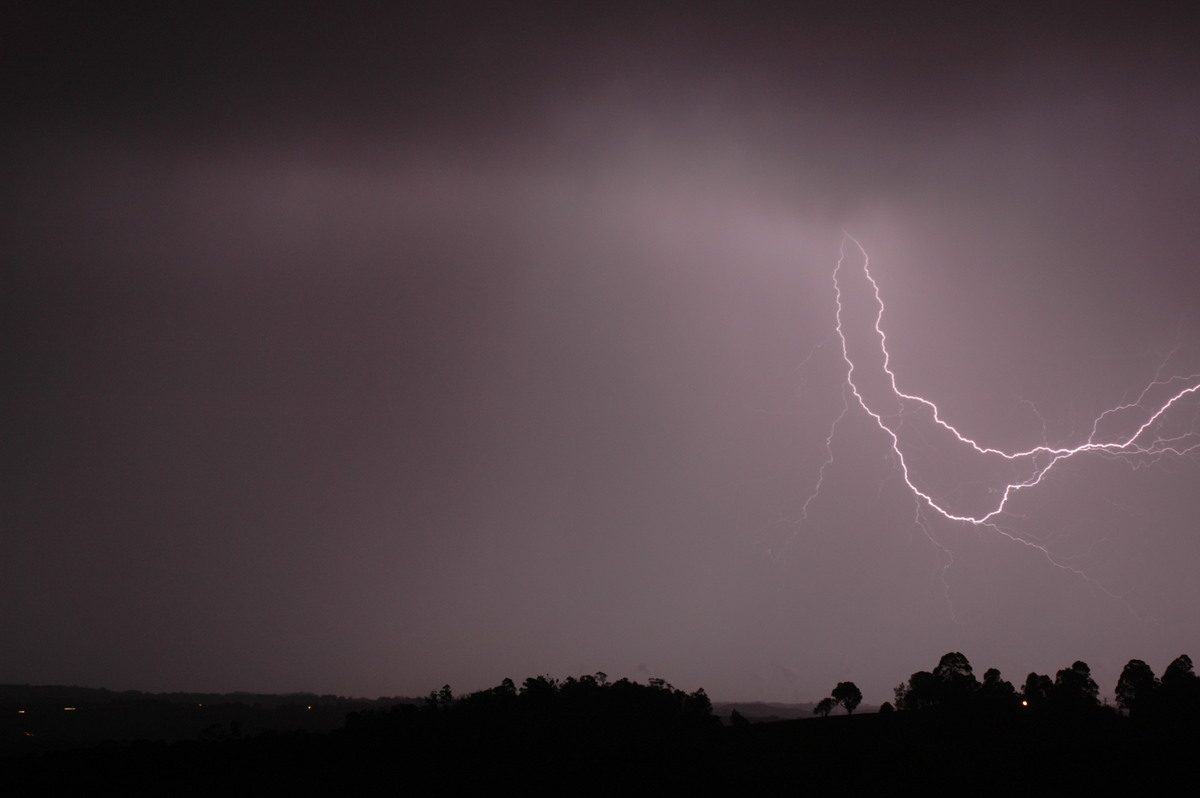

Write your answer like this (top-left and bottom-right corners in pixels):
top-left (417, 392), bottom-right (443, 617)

top-left (17, 709), bottom-right (25, 714)
top-left (1021, 700), bottom-right (1029, 707)
top-left (306, 705), bottom-right (313, 710)
top-left (63, 707), bottom-right (77, 711)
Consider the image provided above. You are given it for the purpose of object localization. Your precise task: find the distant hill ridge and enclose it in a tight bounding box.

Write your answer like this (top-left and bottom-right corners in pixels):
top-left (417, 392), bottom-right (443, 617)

top-left (0, 683), bottom-right (414, 708)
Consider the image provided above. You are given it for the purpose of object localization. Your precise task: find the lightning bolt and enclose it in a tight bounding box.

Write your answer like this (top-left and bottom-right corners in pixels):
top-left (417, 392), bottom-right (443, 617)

top-left (789, 234), bottom-right (1200, 611)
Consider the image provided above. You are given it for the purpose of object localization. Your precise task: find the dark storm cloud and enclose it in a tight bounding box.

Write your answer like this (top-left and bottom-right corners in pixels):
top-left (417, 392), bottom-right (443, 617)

top-left (5, 3), bottom-right (1200, 702)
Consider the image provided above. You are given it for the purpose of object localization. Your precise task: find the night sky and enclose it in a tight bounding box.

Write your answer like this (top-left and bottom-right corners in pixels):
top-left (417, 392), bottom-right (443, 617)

top-left (6, 2), bottom-right (1200, 705)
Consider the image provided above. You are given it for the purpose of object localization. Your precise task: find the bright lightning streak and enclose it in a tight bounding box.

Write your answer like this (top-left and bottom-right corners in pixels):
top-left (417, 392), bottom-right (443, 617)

top-left (790, 234), bottom-right (1200, 602)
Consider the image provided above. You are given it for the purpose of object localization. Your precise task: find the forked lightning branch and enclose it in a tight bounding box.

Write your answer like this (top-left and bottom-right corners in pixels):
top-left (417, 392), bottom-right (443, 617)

top-left (787, 235), bottom-right (1200, 596)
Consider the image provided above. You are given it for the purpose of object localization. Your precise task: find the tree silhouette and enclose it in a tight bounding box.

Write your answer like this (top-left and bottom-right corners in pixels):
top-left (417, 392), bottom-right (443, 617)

top-left (895, 670), bottom-right (938, 711)
top-left (832, 682), bottom-right (862, 715)
top-left (1159, 654), bottom-right (1200, 717)
top-left (933, 652), bottom-right (979, 708)
top-left (1161, 654), bottom-right (1195, 690)
top-left (934, 652), bottom-right (973, 680)
top-left (978, 668), bottom-right (1019, 712)
top-left (1051, 661), bottom-right (1099, 712)
top-left (896, 653), bottom-right (983, 711)
top-left (813, 697), bottom-right (836, 718)
top-left (1021, 672), bottom-right (1053, 709)
top-left (1114, 659), bottom-right (1157, 717)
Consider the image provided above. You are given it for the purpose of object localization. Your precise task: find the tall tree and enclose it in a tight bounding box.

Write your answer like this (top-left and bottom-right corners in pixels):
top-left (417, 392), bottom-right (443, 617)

top-left (1161, 654), bottom-right (1195, 689)
top-left (897, 653), bottom-right (983, 711)
top-left (896, 671), bottom-right (938, 711)
top-left (1114, 659), bottom-right (1157, 717)
top-left (1159, 654), bottom-right (1200, 715)
top-left (934, 652), bottom-right (980, 707)
top-left (978, 668), bottom-right (1018, 711)
top-left (1052, 661), bottom-right (1099, 712)
top-left (1020, 672), bottom-right (1053, 709)
top-left (832, 682), bottom-right (862, 715)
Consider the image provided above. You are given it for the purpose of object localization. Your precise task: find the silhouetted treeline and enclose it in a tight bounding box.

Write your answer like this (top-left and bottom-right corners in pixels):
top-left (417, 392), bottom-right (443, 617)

top-left (1115, 654), bottom-right (1200, 721)
top-left (336, 674), bottom-right (720, 789)
top-left (8, 657), bottom-right (1200, 792)
top-left (343, 673), bottom-right (716, 740)
top-left (9, 674), bottom-right (722, 792)
top-left (891, 650), bottom-right (1200, 724)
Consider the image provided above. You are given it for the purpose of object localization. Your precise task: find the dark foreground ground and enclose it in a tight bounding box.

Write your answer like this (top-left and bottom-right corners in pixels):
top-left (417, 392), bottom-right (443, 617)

top-left (7, 702), bottom-right (1199, 794)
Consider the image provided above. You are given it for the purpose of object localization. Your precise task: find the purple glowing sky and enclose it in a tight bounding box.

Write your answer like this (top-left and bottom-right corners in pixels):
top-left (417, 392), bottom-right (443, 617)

top-left (5, 3), bottom-right (1200, 704)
